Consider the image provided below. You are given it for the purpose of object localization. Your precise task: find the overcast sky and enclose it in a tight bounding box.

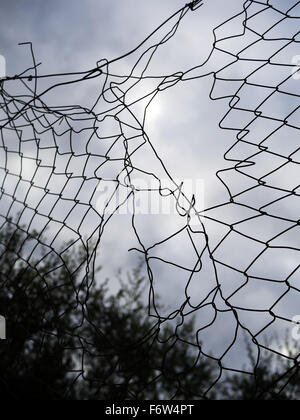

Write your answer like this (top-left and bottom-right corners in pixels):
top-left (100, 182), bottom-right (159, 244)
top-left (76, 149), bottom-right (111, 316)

top-left (0, 0), bottom-right (299, 376)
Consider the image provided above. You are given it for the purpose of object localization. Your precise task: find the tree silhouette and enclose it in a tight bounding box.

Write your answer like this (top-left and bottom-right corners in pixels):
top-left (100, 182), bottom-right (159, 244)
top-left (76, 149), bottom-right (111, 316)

top-left (0, 221), bottom-right (84, 399)
top-left (1, 221), bottom-right (299, 400)
top-left (0, 221), bottom-right (217, 400)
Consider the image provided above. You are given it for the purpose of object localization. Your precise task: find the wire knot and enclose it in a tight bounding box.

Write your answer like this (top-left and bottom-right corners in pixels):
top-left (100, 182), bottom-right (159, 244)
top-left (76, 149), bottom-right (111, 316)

top-left (186, 0), bottom-right (203, 11)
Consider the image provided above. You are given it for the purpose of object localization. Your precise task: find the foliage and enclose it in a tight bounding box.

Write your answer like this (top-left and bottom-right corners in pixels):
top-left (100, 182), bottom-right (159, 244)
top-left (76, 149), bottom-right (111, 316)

top-left (0, 221), bottom-right (217, 400)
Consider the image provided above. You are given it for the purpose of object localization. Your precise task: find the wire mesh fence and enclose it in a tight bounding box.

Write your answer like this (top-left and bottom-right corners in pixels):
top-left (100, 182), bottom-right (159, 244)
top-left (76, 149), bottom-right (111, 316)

top-left (0, 0), bottom-right (299, 399)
